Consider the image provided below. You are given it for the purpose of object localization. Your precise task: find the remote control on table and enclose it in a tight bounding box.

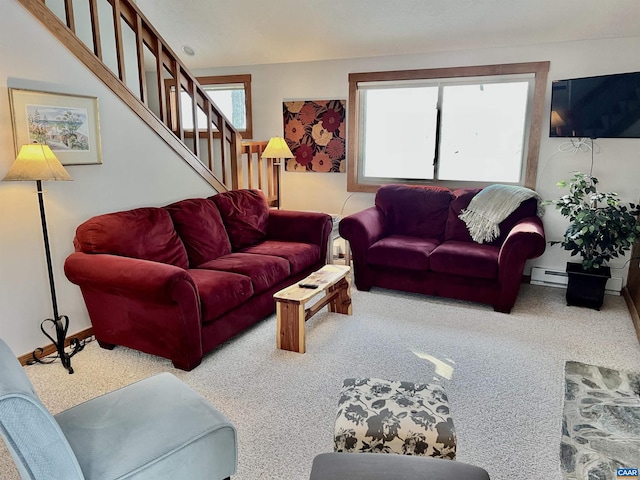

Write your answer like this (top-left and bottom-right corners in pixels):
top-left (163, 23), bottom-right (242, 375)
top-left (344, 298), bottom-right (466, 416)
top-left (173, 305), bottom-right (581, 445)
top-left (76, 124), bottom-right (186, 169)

top-left (298, 283), bottom-right (319, 289)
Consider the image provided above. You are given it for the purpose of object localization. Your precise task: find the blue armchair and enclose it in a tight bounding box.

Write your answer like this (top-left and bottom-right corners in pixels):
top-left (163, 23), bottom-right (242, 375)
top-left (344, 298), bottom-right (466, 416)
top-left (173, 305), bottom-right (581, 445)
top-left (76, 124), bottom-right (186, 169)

top-left (0, 339), bottom-right (237, 479)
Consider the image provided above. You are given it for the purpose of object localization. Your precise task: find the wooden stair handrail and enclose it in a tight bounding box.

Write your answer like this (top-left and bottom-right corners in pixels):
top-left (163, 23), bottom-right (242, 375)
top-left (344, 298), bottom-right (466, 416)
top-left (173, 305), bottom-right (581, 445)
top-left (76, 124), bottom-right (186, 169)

top-left (16, 0), bottom-right (253, 195)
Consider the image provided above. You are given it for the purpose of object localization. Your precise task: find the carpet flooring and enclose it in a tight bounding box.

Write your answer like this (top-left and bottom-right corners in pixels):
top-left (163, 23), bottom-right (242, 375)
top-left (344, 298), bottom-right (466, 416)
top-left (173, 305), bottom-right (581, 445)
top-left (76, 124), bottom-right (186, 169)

top-left (2, 283), bottom-right (640, 479)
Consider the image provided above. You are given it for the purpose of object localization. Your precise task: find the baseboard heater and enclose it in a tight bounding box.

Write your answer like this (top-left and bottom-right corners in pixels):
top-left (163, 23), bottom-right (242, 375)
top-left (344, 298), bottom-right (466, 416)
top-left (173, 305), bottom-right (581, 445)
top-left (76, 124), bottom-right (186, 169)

top-left (530, 266), bottom-right (622, 295)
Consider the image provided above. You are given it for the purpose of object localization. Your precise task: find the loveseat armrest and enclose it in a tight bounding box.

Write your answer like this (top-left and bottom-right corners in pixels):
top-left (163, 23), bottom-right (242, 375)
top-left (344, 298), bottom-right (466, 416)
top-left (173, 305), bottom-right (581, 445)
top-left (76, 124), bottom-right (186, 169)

top-left (267, 210), bottom-right (332, 246)
top-left (339, 207), bottom-right (386, 291)
top-left (339, 207), bottom-right (386, 256)
top-left (495, 216), bottom-right (546, 312)
top-left (498, 216), bottom-right (546, 267)
top-left (64, 252), bottom-right (203, 370)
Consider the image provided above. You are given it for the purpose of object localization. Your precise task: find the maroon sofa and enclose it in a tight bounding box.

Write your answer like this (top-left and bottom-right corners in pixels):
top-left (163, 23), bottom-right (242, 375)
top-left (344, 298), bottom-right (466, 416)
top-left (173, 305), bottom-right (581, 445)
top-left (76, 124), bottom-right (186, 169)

top-left (339, 184), bottom-right (545, 313)
top-left (65, 189), bottom-right (332, 370)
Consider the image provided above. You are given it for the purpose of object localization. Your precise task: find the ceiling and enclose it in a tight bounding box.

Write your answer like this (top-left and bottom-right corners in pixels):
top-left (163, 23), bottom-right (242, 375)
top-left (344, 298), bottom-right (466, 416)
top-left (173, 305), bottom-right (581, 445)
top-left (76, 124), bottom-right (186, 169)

top-left (135, 0), bottom-right (640, 70)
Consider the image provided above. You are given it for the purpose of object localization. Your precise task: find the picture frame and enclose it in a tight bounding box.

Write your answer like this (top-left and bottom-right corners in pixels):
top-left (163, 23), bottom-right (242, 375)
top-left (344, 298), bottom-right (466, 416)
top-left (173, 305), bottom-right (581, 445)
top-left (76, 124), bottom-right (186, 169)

top-left (9, 88), bottom-right (102, 165)
top-left (283, 99), bottom-right (346, 173)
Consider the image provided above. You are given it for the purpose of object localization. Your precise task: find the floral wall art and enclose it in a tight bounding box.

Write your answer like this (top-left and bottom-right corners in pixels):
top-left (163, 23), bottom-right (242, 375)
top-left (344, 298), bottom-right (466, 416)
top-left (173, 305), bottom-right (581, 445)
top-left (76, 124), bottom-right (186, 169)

top-left (283, 99), bottom-right (346, 172)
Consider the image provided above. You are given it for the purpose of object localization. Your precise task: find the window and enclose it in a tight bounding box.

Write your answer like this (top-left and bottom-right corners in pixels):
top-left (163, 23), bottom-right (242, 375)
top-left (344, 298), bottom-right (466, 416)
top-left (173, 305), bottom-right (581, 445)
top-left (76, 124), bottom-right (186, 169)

top-left (362, 86), bottom-right (438, 180)
top-left (171, 74), bottom-right (253, 139)
top-left (202, 83), bottom-right (247, 131)
top-left (438, 80), bottom-right (530, 183)
top-left (348, 62), bottom-right (549, 192)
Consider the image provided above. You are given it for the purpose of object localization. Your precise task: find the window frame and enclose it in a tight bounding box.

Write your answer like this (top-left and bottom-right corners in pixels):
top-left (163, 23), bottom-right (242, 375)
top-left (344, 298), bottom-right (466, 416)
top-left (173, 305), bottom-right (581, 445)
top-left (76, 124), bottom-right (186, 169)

top-left (347, 62), bottom-right (550, 192)
top-left (166, 74), bottom-right (253, 139)
top-left (196, 74), bottom-right (253, 139)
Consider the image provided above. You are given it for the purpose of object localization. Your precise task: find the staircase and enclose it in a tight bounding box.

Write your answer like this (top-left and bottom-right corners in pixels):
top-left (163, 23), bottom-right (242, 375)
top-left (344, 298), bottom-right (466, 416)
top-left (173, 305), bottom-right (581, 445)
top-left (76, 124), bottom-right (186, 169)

top-left (16, 0), bottom-right (279, 205)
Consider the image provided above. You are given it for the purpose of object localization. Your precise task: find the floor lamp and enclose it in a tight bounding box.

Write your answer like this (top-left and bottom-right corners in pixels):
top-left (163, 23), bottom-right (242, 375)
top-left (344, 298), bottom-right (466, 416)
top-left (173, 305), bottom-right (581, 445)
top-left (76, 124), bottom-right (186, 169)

top-left (2, 144), bottom-right (82, 374)
top-left (261, 137), bottom-right (294, 209)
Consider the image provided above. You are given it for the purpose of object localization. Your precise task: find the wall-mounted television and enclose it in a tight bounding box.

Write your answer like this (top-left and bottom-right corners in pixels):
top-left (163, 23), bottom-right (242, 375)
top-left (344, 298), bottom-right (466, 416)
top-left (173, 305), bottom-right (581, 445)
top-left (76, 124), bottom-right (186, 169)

top-left (549, 71), bottom-right (640, 138)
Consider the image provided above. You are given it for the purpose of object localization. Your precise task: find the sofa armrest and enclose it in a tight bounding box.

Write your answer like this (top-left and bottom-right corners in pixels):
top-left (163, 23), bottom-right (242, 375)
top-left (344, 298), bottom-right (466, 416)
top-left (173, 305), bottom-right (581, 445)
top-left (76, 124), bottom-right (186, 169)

top-left (65, 252), bottom-right (196, 303)
top-left (267, 210), bottom-right (332, 245)
top-left (495, 216), bottom-right (546, 312)
top-left (64, 252), bottom-right (203, 370)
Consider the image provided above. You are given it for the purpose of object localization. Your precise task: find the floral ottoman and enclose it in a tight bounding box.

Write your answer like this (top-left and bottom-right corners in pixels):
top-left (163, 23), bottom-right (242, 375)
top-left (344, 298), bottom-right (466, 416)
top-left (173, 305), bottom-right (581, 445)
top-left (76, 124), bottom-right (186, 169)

top-left (334, 378), bottom-right (456, 459)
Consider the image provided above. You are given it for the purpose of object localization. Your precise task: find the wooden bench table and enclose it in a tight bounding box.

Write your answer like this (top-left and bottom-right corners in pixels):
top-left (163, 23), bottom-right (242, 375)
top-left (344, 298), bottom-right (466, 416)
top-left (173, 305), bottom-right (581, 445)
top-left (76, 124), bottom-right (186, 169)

top-left (274, 264), bottom-right (352, 353)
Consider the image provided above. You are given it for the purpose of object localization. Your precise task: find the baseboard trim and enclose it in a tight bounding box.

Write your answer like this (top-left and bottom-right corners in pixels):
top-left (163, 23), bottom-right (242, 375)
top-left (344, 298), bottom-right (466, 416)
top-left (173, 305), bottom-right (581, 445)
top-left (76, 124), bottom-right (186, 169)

top-left (18, 327), bottom-right (94, 366)
top-left (622, 287), bottom-right (640, 346)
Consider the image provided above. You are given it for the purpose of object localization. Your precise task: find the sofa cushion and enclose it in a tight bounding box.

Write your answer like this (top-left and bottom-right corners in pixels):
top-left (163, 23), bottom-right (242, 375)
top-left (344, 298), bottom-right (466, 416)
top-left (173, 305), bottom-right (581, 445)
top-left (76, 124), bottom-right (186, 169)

top-left (189, 269), bottom-right (254, 323)
top-left (368, 235), bottom-right (440, 271)
top-left (240, 240), bottom-right (320, 275)
top-left (429, 241), bottom-right (499, 279)
top-left (445, 188), bottom-right (539, 246)
top-left (165, 198), bottom-right (231, 267)
top-left (210, 190), bottom-right (269, 250)
top-left (74, 208), bottom-right (189, 269)
top-left (198, 253), bottom-right (290, 294)
top-left (375, 185), bottom-right (453, 240)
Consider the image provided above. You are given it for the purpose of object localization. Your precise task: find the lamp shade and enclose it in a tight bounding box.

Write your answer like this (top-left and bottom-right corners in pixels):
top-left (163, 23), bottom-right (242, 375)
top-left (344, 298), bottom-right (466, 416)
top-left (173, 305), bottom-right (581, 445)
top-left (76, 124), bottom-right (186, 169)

top-left (261, 137), bottom-right (294, 159)
top-left (3, 144), bottom-right (72, 182)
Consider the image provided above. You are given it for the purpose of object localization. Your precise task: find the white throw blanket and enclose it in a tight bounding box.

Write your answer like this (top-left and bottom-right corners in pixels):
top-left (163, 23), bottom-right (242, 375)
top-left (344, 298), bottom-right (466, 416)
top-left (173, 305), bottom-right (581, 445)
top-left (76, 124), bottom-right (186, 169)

top-left (458, 184), bottom-right (542, 243)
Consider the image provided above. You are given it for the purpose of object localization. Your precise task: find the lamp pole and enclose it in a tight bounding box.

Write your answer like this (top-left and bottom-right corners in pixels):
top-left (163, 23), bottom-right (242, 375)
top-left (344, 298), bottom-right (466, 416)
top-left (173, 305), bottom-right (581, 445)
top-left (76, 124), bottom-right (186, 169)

top-left (3, 144), bottom-right (82, 374)
top-left (274, 161), bottom-right (282, 209)
top-left (37, 180), bottom-right (58, 321)
top-left (35, 180), bottom-right (81, 373)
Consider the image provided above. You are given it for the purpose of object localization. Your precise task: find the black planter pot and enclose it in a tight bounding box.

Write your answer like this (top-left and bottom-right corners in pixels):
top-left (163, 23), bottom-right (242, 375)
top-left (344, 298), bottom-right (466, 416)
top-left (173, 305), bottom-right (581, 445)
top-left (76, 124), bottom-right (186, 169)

top-left (565, 262), bottom-right (611, 310)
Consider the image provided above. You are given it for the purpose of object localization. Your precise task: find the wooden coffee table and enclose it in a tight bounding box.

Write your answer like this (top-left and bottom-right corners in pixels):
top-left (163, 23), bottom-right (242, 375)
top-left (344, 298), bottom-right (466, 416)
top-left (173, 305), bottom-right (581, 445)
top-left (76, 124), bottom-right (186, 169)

top-left (274, 264), bottom-right (352, 353)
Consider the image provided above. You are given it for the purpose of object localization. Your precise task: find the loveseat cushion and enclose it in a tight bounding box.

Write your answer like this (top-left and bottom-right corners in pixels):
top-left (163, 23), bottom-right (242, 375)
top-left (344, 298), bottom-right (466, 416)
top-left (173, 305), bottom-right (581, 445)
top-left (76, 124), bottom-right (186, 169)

top-left (165, 198), bottom-right (231, 267)
top-left (210, 190), bottom-right (269, 250)
top-left (368, 235), bottom-right (440, 271)
top-left (189, 269), bottom-right (254, 323)
top-left (73, 207), bottom-right (189, 269)
top-left (198, 253), bottom-right (290, 294)
top-left (445, 188), bottom-right (539, 246)
top-left (375, 185), bottom-right (453, 240)
top-left (241, 240), bottom-right (320, 275)
top-left (430, 241), bottom-right (499, 279)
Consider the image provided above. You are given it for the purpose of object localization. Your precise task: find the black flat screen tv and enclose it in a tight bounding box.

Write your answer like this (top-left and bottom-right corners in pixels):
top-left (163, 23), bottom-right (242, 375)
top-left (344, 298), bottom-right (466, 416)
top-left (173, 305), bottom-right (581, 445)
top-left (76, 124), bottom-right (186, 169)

top-left (550, 71), bottom-right (640, 138)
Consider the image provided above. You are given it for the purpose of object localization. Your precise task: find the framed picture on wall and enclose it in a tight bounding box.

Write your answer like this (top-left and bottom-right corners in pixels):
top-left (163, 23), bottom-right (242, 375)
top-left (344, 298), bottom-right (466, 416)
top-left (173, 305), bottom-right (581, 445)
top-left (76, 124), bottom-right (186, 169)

top-left (9, 88), bottom-right (102, 165)
top-left (283, 99), bottom-right (346, 172)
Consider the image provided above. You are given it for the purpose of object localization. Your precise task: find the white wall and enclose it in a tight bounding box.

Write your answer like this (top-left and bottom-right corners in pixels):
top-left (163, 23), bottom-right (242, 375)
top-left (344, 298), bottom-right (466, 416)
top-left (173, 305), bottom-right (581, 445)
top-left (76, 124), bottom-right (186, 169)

top-left (0, 1), bottom-right (217, 356)
top-left (195, 36), bottom-right (640, 285)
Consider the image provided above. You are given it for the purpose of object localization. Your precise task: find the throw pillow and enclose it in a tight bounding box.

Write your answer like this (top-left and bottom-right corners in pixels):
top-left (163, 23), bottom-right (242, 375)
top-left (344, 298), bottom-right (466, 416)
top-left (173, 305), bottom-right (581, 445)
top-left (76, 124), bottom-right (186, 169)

top-left (210, 189), bottom-right (269, 250)
top-left (74, 207), bottom-right (189, 269)
top-left (165, 198), bottom-right (232, 267)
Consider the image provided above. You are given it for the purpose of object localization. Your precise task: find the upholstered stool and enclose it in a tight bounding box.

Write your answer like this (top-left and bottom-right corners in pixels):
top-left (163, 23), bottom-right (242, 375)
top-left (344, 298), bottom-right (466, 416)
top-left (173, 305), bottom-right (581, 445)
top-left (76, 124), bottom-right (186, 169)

top-left (334, 378), bottom-right (456, 458)
top-left (309, 453), bottom-right (490, 480)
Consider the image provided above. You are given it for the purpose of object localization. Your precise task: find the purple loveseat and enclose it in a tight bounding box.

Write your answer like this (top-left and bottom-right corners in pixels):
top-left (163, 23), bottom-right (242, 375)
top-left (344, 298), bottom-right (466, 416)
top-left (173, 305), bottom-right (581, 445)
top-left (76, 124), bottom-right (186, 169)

top-left (339, 184), bottom-right (545, 313)
top-left (65, 189), bottom-right (332, 370)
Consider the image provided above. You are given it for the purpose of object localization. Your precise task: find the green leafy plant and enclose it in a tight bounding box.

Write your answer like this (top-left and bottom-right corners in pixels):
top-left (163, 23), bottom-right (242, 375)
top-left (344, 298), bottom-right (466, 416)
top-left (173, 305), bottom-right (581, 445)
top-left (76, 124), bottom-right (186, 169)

top-left (547, 172), bottom-right (640, 272)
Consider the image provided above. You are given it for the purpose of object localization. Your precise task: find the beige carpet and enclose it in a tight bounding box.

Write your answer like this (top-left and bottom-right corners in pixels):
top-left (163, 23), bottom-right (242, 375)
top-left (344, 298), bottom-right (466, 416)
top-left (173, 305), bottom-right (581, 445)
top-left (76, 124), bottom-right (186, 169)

top-left (2, 283), bottom-right (640, 479)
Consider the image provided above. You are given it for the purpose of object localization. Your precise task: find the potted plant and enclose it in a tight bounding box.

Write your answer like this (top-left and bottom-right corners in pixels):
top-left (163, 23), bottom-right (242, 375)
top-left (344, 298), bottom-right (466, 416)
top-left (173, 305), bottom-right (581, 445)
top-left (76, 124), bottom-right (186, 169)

top-left (547, 171), bottom-right (640, 310)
